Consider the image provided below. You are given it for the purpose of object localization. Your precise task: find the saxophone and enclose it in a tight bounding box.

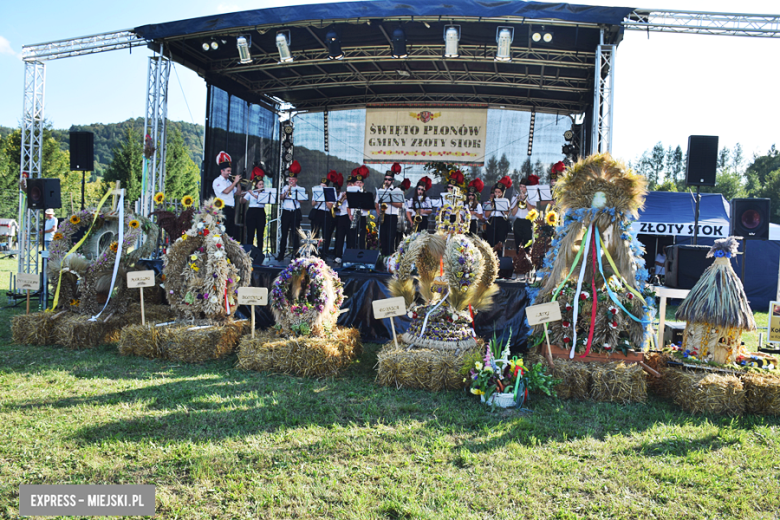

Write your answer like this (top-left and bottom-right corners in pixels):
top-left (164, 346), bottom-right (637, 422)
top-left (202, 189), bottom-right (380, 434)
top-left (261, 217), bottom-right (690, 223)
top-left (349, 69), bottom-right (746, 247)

top-left (413, 197), bottom-right (423, 232)
top-left (379, 203), bottom-right (388, 225)
top-left (331, 191), bottom-right (346, 218)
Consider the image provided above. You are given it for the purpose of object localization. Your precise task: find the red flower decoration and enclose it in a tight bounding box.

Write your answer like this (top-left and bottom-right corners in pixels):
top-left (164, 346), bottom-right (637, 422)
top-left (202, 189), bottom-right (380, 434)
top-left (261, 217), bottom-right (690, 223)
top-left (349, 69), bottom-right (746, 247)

top-left (552, 161), bottom-right (566, 173)
top-left (528, 174), bottom-right (540, 186)
top-left (563, 337), bottom-right (571, 344)
top-left (418, 176), bottom-right (433, 191)
top-left (468, 178), bottom-right (484, 193)
top-left (358, 165), bottom-right (369, 178)
top-left (498, 175), bottom-right (513, 190)
top-left (580, 291), bottom-right (589, 300)
top-left (391, 162), bottom-right (402, 174)
top-left (562, 321), bottom-right (570, 328)
top-left (288, 160), bottom-right (301, 175)
top-left (204, 229), bottom-right (210, 235)
top-left (627, 293), bottom-right (634, 300)
top-left (399, 178), bottom-right (411, 191)
top-left (251, 166), bottom-right (265, 179)
top-left (565, 304), bottom-right (573, 311)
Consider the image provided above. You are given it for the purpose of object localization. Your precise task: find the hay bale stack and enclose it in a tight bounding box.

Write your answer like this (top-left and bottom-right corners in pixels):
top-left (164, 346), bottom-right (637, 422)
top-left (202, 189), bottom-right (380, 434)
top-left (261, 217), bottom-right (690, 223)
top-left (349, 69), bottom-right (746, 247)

top-left (669, 367), bottom-right (745, 416)
top-left (643, 352), bottom-right (673, 399)
top-left (236, 328), bottom-right (362, 378)
top-left (376, 345), bottom-right (478, 391)
top-left (119, 320), bottom-right (248, 363)
top-left (526, 351), bottom-right (590, 399)
top-left (11, 312), bottom-right (54, 345)
top-left (742, 373), bottom-right (780, 416)
top-left (589, 362), bottom-right (647, 403)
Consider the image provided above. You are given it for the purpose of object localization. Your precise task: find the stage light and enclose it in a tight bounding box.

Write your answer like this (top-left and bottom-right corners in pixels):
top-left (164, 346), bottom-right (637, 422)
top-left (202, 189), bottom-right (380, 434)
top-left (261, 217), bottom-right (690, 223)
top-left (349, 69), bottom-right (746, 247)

top-left (210, 39), bottom-right (219, 51)
top-left (527, 111), bottom-right (536, 156)
top-left (531, 32), bottom-right (542, 42)
top-left (444, 25), bottom-right (460, 58)
top-left (391, 27), bottom-right (407, 59)
top-left (544, 32), bottom-right (553, 43)
top-left (326, 29), bottom-right (343, 60)
top-left (276, 31), bottom-right (293, 63)
top-left (202, 42), bottom-right (210, 51)
top-left (396, 70), bottom-right (410, 77)
top-left (532, 29), bottom-right (554, 44)
top-left (495, 27), bottom-right (513, 62)
top-left (236, 36), bottom-right (252, 64)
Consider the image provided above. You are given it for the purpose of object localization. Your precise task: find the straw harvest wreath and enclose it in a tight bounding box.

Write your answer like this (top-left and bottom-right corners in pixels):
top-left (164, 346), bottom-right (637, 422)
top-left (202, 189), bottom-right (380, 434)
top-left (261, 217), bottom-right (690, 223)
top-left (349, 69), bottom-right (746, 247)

top-left (163, 197), bottom-right (251, 320)
top-left (531, 153), bottom-right (657, 356)
top-left (270, 256), bottom-right (345, 337)
top-left (47, 208), bottom-right (157, 315)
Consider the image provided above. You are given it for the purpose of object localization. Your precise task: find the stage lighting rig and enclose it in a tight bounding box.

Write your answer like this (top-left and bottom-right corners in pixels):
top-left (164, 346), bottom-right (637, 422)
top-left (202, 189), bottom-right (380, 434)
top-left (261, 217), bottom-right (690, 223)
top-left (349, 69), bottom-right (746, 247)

top-left (281, 121), bottom-right (294, 165)
top-left (495, 27), bottom-right (513, 62)
top-left (326, 30), bottom-right (343, 60)
top-left (236, 36), bottom-right (252, 64)
top-left (391, 27), bottom-right (407, 58)
top-left (201, 38), bottom-right (225, 52)
top-left (276, 31), bottom-right (293, 63)
top-left (444, 25), bottom-right (460, 58)
top-left (531, 27), bottom-right (554, 44)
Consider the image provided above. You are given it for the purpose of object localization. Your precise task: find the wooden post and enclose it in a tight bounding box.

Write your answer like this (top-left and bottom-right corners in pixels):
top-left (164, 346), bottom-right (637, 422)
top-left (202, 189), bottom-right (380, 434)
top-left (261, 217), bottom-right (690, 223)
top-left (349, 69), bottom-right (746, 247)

top-left (251, 304), bottom-right (255, 339)
top-left (140, 287), bottom-right (145, 326)
top-left (543, 323), bottom-right (554, 369)
top-left (26, 289), bottom-right (30, 315)
top-left (390, 317), bottom-right (398, 349)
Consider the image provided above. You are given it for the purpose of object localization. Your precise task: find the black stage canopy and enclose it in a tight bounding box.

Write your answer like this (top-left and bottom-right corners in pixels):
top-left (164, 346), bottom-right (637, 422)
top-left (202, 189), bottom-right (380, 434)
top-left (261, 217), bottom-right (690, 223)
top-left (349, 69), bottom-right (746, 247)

top-left (134, 0), bottom-right (633, 114)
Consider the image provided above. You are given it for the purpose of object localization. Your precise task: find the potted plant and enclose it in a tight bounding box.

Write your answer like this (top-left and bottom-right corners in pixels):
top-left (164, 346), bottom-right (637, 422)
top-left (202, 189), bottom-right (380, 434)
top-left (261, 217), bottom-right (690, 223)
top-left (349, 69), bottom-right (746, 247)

top-left (468, 329), bottom-right (528, 408)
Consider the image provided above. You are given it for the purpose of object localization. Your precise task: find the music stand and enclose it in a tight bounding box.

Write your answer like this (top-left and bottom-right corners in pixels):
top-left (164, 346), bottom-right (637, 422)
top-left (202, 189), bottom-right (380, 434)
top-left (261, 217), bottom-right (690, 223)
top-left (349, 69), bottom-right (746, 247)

top-left (253, 188), bottom-right (277, 205)
top-left (486, 198), bottom-right (509, 247)
top-left (289, 187), bottom-right (308, 202)
top-left (346, 191), bottom-right (375, 250)
top-left (312, 187), bottom-right (337, 204)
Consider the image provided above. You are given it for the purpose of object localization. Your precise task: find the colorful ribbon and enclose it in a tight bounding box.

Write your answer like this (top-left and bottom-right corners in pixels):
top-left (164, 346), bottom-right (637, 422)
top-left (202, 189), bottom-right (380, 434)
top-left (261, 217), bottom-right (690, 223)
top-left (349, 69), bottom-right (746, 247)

top-left (90, 189), bottom-right (125, 321)
top-left (569, 222), bottom-right (594, 359)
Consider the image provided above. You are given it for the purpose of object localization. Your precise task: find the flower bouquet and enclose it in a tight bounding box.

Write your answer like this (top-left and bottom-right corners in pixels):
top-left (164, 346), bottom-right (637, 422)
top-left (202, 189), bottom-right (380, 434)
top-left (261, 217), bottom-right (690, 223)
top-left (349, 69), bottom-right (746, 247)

top-left (468, 329), bottom-right (528, 408)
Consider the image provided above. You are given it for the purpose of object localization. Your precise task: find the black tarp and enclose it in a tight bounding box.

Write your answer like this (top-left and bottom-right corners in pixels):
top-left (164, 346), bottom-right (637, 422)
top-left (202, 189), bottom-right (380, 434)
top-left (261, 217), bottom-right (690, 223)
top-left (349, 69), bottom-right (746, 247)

top-left (134, 1), bottom-right (634, 40)
top-left (248, 266), bottom-right (529, 351)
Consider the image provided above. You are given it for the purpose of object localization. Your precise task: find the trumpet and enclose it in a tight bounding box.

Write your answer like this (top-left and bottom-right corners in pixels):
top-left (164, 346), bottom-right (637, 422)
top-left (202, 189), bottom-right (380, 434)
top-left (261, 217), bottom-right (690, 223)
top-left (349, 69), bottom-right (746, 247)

top-left (379, 203), bottom-right (388, 224)
top-left (229, 174), bottom-right (253, 191)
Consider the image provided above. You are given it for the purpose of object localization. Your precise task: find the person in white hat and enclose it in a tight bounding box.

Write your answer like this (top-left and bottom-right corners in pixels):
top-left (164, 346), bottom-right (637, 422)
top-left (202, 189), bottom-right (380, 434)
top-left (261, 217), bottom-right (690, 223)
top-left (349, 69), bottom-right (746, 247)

top-left (43, 208), bottom-right (57, 249)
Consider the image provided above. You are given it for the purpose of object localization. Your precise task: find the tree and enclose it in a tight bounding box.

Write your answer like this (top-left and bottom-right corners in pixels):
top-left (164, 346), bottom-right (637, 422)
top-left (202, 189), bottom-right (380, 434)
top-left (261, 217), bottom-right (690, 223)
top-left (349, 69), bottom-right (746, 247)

top-left (665, 145), bottom-right (684, 185)
top-left (717, 146), bottom-right (730, 174)
top-left (497, 153), bottom-right (511, 178)
top-left (744, 145), bottom-right (780, 188)
top-left (483, 156), bottom-right (499, 185)
top-left (164, 127), bottom-right (200, 205)
top-left (520, 157), bottom-right (532, 179)
top-left (533, 159), bottom-right (544, 180)
top-left (700, 169), bottom-right (746, 201)
top-left (648, 142), bottom-right (666, 186)
top-left (731, 143), bottom-right (744, 175)
top-left (103, 127), bottom-right (143, 204)
top-left (752, 167), bottom-right (780, 224)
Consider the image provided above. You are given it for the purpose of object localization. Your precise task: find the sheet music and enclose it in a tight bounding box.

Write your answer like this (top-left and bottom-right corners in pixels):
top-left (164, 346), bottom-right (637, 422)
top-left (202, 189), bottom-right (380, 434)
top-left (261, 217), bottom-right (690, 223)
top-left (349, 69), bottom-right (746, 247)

top-left (527, 185), bottom-right (552, 204)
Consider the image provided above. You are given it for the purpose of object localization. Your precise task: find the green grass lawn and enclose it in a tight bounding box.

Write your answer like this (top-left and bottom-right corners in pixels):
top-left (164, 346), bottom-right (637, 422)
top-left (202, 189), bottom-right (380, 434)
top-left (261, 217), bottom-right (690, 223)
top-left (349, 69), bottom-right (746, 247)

top-left (0, 301), bottom-right (779, 520)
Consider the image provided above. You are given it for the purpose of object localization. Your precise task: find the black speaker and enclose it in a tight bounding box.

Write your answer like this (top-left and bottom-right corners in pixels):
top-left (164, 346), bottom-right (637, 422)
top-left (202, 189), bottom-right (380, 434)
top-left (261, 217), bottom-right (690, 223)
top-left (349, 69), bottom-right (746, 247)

top-left (69, 131), bottom-right (94, 171)
top-left (664, 244), bottom-right (713, 289)
top-left (342, 248), bottom-right (380, 270)
top-left (498, 256), bottom-right (514, 279)
top-left (241, 244), bottom-right (265, 265)
top-left (686, 135), bottom-right (718, 187)
top-left (730, 198), bottom-right (770, 241)
top-left (26, 178), bottom-right (61, 210)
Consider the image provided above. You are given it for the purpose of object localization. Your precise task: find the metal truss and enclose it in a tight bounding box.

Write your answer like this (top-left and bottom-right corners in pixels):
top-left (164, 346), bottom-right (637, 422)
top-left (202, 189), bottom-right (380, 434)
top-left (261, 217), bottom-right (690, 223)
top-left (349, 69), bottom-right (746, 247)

top-left (291, 91), bottom-right (585, 113)
top-left (140, 50), bottom-right (171, 218)
top-left (21, 30), bottom-right (147, 62)
top-left (214, 44), bottom-right (595, 74)
top-left (624, 10), bottom-right (780, 38)
top-left (591, 31), bottom-right (615, 155)
top-left (17, 61), bottom-right (46, 278)
top-left (249, 68), bottom-right (590, 95)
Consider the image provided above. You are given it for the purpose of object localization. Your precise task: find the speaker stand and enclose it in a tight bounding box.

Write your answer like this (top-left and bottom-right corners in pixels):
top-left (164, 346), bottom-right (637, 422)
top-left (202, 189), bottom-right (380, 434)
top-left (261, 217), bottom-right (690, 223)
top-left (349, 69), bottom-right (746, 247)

top-left (692, 185), bottom-right (701, 245)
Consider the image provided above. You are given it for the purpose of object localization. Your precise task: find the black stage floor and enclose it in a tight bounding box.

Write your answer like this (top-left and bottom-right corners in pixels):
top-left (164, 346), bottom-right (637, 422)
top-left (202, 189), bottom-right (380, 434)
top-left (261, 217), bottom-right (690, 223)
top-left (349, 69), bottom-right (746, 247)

top-left (248, 264), bottom-right (530, 351)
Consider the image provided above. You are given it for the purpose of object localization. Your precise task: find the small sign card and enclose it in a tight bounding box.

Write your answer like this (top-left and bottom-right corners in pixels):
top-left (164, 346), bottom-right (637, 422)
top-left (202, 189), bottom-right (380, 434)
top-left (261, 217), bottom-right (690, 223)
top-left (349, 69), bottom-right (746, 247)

top-left (127, 270), bottom-right (156, 289)
top-left (238, 287), bottom-right (269, 338)
top-left (238, 287), bottom-right (268, 306)
top-left (17, 273), bottom-right (40, 291)
top-left (526, 301), bottom-right (562, 326)
top-left (768, 301), bottom-right (780, 344)
top-left (372, 297), bottom-right (407, 319)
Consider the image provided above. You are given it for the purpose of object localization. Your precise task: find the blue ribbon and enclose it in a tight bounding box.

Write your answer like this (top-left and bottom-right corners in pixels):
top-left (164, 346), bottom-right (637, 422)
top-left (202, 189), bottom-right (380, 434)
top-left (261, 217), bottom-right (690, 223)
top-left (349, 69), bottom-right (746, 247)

top-left (594, 228), bottom-right (648, 328)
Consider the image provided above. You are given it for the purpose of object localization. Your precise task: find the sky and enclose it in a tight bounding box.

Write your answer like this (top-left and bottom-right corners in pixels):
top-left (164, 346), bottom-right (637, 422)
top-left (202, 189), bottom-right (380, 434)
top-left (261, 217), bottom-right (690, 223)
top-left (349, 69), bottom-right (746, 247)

top-left (1, 0), bottom-right (779, 165)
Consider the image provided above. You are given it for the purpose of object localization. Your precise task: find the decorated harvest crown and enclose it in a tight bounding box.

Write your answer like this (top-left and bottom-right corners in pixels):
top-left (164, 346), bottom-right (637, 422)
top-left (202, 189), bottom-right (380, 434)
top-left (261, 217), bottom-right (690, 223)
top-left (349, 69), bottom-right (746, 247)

top-left (436, 186), bottom-right (470, 235)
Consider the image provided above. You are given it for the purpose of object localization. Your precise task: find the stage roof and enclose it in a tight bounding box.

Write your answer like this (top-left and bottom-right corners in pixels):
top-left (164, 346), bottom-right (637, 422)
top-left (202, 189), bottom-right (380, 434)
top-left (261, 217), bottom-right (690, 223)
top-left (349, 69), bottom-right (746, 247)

top-left (134, 0), bottom-right (634, 113)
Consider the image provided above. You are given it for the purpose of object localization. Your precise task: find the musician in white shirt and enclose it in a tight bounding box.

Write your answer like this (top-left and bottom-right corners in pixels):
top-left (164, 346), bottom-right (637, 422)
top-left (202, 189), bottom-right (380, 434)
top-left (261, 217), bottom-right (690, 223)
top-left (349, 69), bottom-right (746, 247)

top-left (347, 167), bottom-right (369, 250)
top-left (326, 174), bottom-right (348, 263)
top-left (406, 176), bottom-right (433, 234)
top-left (512, 181), bottom-right (536, 250)
top-left (212, 151), bottom-right (243, 240)
top-left (277, 160), bottom-right (303, 261)
top-left (484, 176), bottom-right (513, 248)
top-left (242, 167), bottom-right (267, 249)
top-left (375, 167), bottom-right (404, 256)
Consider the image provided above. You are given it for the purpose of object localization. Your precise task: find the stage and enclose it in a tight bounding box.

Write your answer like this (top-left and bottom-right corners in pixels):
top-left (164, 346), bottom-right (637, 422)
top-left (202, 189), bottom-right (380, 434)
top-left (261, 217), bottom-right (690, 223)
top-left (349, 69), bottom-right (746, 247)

top-left (247, 264), bottom-right (530, 350)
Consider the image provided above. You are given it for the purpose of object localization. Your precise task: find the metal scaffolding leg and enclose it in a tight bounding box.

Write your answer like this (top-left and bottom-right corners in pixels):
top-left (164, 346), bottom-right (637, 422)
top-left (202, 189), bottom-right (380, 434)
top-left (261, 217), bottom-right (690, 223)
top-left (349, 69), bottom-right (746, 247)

top-left (591, 30), bottom-right (615, 155)
top-left (18, 60), bottom-right (45, 279)
top-left (141, 49), bottom-right (170, 218)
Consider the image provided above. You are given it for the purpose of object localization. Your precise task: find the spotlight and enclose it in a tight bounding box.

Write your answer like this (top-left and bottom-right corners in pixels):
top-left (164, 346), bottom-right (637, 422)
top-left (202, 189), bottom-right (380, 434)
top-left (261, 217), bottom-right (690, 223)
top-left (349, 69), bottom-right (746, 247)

top-left (276, 31), bottom-right (293, 63)
top-left (391, 27), bottom-right (407, 59)
top-left (444, 25), bottom-right (460, 58)
top-left (202, 42), bottom-right (210, 51)
top-left (527, 111), bottom-right (536, 156)
top-left (326, 29), bottom-right (343, 60)
top-left (236, 36), bottom-right (252, 64)
top-left (210, 39), bottom-right (219, 51)
top-left (532, 29), bottom-right (554, 44)
top-left (495, 27), bottom-right (513, 62)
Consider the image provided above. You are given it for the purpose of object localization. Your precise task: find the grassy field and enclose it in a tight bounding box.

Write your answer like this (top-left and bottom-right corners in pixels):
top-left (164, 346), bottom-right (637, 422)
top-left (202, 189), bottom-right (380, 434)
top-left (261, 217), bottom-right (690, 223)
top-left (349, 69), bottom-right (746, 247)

top-left (0, 255), bottom-right (779, 519)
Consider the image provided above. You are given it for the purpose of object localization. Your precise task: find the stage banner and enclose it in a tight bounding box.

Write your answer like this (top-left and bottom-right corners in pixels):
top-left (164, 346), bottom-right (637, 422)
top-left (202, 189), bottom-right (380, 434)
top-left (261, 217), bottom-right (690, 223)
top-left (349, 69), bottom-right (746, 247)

top-left (364, 108), bottom-right (488, 165)
top-left (631, 219), bottom-right (729, 239)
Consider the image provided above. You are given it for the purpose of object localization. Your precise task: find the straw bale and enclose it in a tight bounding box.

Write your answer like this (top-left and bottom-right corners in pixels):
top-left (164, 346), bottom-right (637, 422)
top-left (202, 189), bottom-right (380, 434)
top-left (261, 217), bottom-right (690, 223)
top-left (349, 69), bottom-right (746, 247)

top-left (118, 320), bottom-right (248, 363)
top-left (236, 327), bottom-right (362, 378)
top-left (669, 367), bottom-right (745, 416)
top-left (742, 373), bottom-right (780, 416)
top-left (375, 344), bottom-right (478, 391)
top-left (11, 312), bottom-right (54, 345)
top-left (589, 362), bottom-right (647, 404)
top-left (644, 352), bottom-right (673, 399)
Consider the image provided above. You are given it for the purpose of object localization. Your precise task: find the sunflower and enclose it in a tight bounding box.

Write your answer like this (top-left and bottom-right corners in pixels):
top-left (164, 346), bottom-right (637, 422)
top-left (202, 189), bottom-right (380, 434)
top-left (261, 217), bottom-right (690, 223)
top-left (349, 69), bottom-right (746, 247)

top-left (213, 198), bottom-right (225, 209)
top-left (181, 195), bottom-right (194, 208)
top-left (128, 219), bottom-right (140, 229)
top-left (154, 192), bottom-right (165, 204)
top-left (52, 232), bottom-right (64, 241)
top-left (526, 208), bottom-right (539, 221)
top-left (545, 210), bottom-right (558, 226)
top-left (69, 215), bottom-right (81, 225)
top-left (109, 242), bottom-right (119, 253)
